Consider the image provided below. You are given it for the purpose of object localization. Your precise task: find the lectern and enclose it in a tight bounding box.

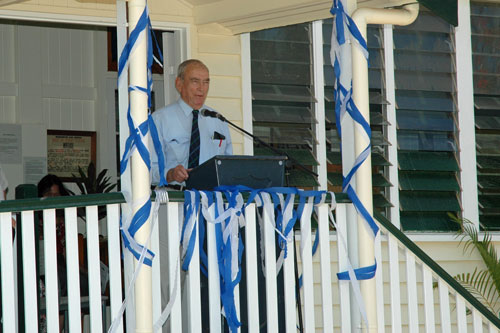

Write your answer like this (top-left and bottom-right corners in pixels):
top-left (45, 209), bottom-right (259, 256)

top-left (186, 155), bottom-right (287, 190)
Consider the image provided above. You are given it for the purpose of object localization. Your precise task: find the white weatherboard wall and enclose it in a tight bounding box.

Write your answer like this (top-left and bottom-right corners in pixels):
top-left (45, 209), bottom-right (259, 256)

top-left (45, 26), bottom-right (97, 127)
top-left (198, 23), bottom-right (244, 155)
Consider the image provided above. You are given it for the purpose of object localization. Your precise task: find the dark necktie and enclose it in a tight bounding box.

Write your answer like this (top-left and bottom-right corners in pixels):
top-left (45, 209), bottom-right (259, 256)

top-left (188, 109), bottom-right (200, 168)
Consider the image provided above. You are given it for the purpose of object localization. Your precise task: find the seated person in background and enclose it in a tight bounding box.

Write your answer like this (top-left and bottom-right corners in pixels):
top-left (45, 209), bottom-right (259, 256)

top-left (151, 59), bottom-right (233, 187)
top-left (37, 174), bottom-right (89, 298)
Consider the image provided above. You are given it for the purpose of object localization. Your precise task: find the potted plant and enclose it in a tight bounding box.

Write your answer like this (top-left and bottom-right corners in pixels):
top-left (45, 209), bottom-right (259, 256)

top-left (73, 162), bottom-right (117, 195)
top-left (72, 162), bottom-right (117, 220)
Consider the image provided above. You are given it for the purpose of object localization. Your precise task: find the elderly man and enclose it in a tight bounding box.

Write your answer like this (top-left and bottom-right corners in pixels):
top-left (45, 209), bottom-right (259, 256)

top-left (151, 59), bottom-right (232, 187)
top-left (152, 59), bottom-right (233, 331)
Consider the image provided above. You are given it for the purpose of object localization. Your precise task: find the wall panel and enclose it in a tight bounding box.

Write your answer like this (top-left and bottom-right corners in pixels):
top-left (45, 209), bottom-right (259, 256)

top-left (59, 28), bottom-right (71, 86)
top-left (198, 29), bottom-right (243, 154)
top-left (198, 34), bottom-right (240, 54)
top-left (0, 23), bottom-right (15, 83)
top-left (0, 97), bottom-right (16, 123)
top-left (0, 23), bottom-right (16, 123)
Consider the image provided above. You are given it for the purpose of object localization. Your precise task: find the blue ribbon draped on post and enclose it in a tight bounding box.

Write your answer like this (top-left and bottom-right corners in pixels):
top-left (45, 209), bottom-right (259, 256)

top-left (180, 186), bottom-right (331, 333)
top-left (330, 0), bottom-right (379, 280)
top-left (117, 4), bottom-right (166, 266)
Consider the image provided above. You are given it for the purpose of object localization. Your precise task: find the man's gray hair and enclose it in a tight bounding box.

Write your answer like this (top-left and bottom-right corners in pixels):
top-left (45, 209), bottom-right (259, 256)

top-left (177, 59), bottom-right (209, 79)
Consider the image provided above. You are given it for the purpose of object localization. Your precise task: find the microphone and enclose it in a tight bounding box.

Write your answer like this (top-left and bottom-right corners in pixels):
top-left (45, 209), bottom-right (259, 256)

top-left (201, 109), bottom-right (227, 122)
top-left (200, 109), bottom-right (318, 179)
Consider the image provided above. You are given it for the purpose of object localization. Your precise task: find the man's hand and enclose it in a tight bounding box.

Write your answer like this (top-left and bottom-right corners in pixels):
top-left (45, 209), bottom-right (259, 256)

top-left (166, 165), bottom-right (190, 183)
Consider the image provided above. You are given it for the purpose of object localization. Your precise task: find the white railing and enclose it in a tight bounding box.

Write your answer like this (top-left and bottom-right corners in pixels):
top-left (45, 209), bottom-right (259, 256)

top-left (371, 212), bottom-right (500, 333)
top-left (0, 194), bottom-right (124, 333)
top-left (1, 193), bottom-right (499, 332)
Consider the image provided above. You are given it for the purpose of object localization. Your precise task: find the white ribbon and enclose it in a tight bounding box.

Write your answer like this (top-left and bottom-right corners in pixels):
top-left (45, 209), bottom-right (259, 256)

top-left (108, 189), bottom-right (166, 333)
top-left (326, 192), bottom-right (369, 326)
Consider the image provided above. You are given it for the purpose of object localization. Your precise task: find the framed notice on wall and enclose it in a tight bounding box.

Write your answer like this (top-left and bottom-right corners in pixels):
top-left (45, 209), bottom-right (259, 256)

top-left (47, 130), bottom-right (96, 181)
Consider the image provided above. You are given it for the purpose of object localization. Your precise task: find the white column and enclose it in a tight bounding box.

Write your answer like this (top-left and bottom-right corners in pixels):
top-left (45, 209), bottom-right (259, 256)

top-left (240, 33), bottom-right (254, 156)
top-left (456, 0), bottom-right (479, 226)
top-left (343, 1), bottom-right (362, 328)
top-left (383, 24), bottom-right (401, 229)
top-left (312, 20), bottom-right (328, 190)
top-left (115, 5), bottom-right (137, 327)
top-left (117, 0), bottom-right (130, 195)
top-left (128, 0), bottom-right (153, 331)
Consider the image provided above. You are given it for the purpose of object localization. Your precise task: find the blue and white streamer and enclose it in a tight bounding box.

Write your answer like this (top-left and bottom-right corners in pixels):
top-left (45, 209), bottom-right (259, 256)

top-left (326, 192), bottom-right (369, 324)
top-left (109, 4), bottom-right (168, 331)
top-left (182, 189), bottom-right (245, 332)
top-left (330, 0), bottom-right (380, 321)
top-left (117, 4), bottom-right (167, 266)
top-left (108, 188), bottom-right (168, 333)
top-left (180, 186), bottom-right (328, 332)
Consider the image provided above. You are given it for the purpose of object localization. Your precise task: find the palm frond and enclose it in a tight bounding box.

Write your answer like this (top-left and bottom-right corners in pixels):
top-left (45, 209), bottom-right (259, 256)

top-left (72, 162), bottom-right (117, 195)
top-left (95, 169), bottom-right (108, 193)
top-left (71, 167), bottom-right (87, 194)
top-left (452, 216), bottom-right (500, 297)
top-left (455, 267), bottom-right (500, 314)
top-left (450, 214), bottom-right (500, 315)
top-left (95, 169), bottom-right (117, 193)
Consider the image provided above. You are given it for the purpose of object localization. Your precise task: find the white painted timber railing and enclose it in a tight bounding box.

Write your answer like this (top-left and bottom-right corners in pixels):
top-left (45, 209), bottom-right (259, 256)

top-left (1, 192), bottom-right (499, 332)
top-left (0, 193), bottom-right (124, 333)
top-left (371, 211), bottom-right (500, 333)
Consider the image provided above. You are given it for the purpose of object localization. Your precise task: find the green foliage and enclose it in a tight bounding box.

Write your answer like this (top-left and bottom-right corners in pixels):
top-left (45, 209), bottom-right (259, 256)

top-left (72, 162), bottom-right (117, 195)
top-left (72, 162), bottom-right (117, 220)
top-left (455, 268), bottom-right (500, 314)
top-left (451, 215), bottom-right (500, 315)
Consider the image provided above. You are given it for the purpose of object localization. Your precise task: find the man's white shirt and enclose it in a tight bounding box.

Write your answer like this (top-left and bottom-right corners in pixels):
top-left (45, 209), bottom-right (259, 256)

top-left (151, 99), bottom-right (232, 185)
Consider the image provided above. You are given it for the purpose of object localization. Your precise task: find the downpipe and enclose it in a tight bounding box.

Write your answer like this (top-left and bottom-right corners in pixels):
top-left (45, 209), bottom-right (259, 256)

top-left (350, 3), bottom-right (419, 332)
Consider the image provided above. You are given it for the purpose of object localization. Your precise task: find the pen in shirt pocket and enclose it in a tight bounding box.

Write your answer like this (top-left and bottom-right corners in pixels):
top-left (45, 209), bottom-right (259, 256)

top-left (213, 131), bottom-right (225, 147)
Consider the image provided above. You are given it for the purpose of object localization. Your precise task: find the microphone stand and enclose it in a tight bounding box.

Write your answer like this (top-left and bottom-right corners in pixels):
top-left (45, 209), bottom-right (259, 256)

top-left (204, 111), bottom-right (318, 179)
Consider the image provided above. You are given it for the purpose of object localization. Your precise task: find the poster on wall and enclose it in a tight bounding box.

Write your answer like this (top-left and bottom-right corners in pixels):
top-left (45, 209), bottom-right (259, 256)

top-left (47, 130), bottom-right (96, 181)
top-left (0, 124), bottom-right (22, 164)
top-left (24, 157), bottom-right (47, 185)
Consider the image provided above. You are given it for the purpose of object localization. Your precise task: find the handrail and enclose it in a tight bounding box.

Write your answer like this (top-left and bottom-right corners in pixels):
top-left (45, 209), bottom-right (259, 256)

top-left (374, 210), bottom-right (500, 328)
top-left (0, 193), bottom-right (126, 213)
top-left (0, 190), bottom-right (350, 213)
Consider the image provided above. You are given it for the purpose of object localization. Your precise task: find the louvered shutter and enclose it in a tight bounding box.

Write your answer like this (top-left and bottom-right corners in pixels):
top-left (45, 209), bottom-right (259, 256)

top-left (251, 24), bottom-right (319, 188)
top-left (394, 10), bottom-right (461, 231)
top-left (471, 2), bottom-right (500, 230)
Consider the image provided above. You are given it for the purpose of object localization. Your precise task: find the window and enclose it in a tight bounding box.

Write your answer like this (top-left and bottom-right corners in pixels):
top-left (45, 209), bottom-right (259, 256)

top-left (471, 2), bottom-right (500, 230)
top-left (248, 7), bottom-right (470, 232)
top-left (250, 24), bottom-right (319, 188)
top-left (393, 10), bottom-right (460, 231)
